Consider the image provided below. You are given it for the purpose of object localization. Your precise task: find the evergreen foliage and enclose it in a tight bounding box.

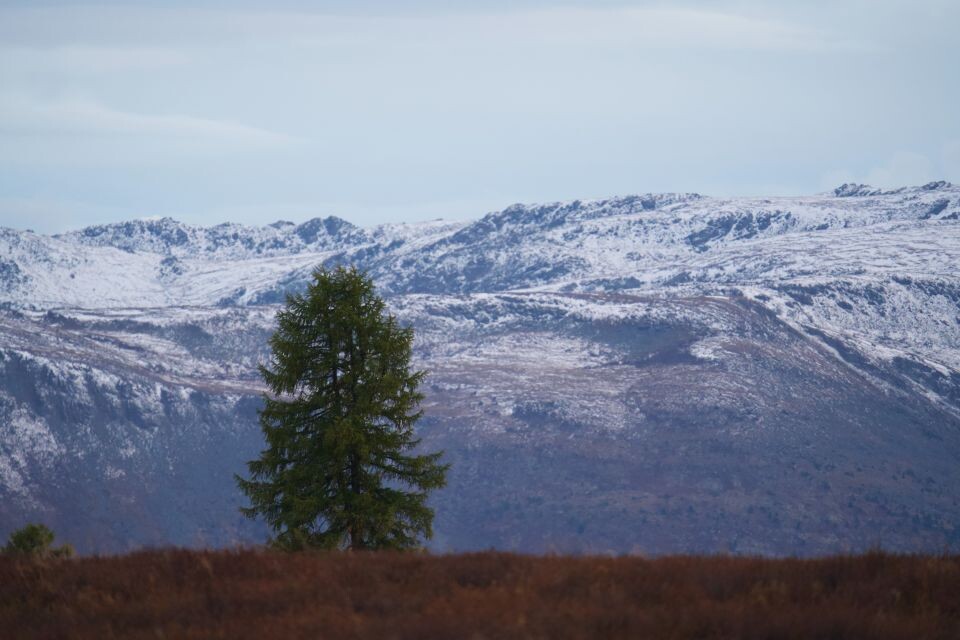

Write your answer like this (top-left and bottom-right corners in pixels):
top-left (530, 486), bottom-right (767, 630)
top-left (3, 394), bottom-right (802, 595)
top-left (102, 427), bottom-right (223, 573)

top-left (237, 267), bottom-right (448, 550)
top-left (4, 523), bottom-right (74, 558)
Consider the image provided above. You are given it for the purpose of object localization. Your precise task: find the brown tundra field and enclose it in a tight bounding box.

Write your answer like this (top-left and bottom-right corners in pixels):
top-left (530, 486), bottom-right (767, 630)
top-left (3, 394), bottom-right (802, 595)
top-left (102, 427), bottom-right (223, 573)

top-left (2, 550), bottom-right (959, 639)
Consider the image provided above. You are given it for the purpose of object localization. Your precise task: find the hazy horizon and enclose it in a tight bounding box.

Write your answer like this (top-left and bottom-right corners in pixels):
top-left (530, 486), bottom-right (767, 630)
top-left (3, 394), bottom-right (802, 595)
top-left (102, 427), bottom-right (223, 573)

top-left (3, 179), bottom-right (955, 236)
top-left (1, 0), bottom-right (958, 233)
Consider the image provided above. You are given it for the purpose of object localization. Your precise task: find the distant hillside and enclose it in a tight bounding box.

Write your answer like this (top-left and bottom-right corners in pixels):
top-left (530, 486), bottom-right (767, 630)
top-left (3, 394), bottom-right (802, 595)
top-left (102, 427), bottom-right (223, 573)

top-left (1, 183), bottom-right (959, 554)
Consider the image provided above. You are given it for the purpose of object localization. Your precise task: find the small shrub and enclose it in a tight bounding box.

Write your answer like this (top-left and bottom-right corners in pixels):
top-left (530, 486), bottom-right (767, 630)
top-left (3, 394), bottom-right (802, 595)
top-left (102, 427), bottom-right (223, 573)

top-left (4, 523), bottom-right (73, 559)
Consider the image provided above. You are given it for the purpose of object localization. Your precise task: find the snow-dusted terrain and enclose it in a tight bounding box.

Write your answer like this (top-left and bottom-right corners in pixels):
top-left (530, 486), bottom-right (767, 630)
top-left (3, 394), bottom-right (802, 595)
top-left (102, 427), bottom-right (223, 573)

top-left (1, 182), bottom-right (959, 554)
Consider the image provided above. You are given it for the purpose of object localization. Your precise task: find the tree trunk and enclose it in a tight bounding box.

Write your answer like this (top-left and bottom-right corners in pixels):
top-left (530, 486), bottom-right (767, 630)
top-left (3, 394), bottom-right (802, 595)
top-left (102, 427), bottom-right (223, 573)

top-left (349, 452), bottom-right (362, 550)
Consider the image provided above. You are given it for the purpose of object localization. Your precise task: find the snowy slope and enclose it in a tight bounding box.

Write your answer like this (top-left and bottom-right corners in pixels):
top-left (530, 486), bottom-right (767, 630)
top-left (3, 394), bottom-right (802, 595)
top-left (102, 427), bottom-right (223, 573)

top-left (1, 182), bottom-right (959, 554)
top-left (4, 181), bottom-right (957, 375)
top-left (3, 181), bottom-right (956, 306)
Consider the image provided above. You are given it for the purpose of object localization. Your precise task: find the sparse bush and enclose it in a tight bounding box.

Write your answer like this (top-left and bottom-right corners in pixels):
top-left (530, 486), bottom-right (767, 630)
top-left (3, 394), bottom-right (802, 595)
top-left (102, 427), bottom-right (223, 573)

top-left (3, 523), bottom-right (73, 559)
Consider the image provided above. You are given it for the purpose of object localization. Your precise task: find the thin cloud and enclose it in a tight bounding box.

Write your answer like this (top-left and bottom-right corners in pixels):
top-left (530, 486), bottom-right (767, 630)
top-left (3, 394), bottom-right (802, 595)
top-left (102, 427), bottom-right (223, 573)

top-left (0, 97), bottom-right (296, 146)
top-left (822, 150), bottom-right (947, 192)
top-left (415, 8), bottom-right (867, 52)
top-left (0, 196), bottom-right (130, 234)
top-left (0, 46), bottom-right (190, 74)
top-left (943, 140), bottom-right (960, 182)
top-left (0, 2), bottom-right (954, 233)
top-left (259, 7), bottom-right (869, 53)
top-left (0, 5), bottom-right (868, 53)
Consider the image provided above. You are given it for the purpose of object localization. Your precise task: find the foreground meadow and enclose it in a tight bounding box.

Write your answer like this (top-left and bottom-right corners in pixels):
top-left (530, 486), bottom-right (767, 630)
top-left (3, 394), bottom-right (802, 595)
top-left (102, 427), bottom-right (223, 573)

top-left (2, 550), bottom-right (959, 639)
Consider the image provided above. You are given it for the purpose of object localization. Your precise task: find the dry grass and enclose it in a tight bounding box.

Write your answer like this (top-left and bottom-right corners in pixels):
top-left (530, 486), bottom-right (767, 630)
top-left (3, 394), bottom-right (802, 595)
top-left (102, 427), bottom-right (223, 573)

top-left (2, 549), bottom-right (959, 639)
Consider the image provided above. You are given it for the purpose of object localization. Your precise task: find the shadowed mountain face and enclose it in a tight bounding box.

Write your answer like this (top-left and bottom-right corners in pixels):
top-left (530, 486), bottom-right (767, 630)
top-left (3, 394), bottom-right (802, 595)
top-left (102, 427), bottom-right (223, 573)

top-left (1, 184), bottom-right (959, 554)
top-left (414, 294), bottom-right (960, 554)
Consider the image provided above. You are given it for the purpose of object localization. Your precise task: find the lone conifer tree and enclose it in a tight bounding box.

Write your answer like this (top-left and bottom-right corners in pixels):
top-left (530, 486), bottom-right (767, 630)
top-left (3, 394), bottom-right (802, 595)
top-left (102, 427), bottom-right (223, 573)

top-left (237, 267), bottom-right (447, 550)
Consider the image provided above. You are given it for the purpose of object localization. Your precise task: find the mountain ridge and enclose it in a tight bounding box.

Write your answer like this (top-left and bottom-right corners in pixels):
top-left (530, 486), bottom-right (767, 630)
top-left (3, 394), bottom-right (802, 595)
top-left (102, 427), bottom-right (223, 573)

top-left (1, 182), bottom-right (959, 555)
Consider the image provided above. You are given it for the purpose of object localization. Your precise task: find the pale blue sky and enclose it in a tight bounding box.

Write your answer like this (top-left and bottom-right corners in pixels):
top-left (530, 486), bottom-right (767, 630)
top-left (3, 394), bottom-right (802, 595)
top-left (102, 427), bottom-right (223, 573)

top-left (0, 0), bottom-right (958, 232)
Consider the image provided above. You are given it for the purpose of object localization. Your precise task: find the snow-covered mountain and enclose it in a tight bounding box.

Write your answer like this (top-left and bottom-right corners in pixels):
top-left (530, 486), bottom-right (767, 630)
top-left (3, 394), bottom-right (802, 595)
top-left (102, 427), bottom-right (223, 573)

top-left (2, 182), bottom-right (959, 554)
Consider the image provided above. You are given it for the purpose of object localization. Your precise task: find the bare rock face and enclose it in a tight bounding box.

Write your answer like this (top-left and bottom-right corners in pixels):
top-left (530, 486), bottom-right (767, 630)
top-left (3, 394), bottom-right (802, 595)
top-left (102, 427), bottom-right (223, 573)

top-left (1, 183), bottom-right (959, 554)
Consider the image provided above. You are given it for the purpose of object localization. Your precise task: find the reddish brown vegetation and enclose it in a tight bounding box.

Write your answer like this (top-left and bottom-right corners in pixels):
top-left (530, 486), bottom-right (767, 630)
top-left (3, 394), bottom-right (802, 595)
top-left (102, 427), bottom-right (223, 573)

top-left (2, 549), bottom-right (959, 639)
